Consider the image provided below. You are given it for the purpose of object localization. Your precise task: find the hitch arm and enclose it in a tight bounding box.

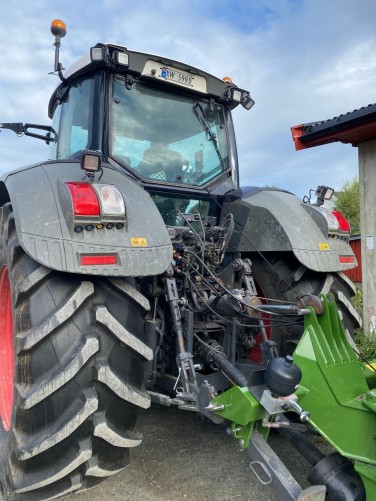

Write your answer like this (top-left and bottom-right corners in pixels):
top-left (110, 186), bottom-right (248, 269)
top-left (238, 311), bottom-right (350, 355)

top-left (0, 122), bottom-right (54, 143)
top-left (248, 430), bottom-right (326, 501)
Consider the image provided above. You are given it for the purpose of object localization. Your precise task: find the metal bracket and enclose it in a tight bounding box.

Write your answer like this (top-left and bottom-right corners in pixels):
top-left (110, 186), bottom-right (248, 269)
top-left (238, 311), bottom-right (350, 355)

top-left (247, 430), bottom-right (327, 500)
top-left (232, 421), bottom-right (254, 449)
top-left (0, 122), bottom-right (54, 143)
top-left (247, 429), bottom-right (303, 501)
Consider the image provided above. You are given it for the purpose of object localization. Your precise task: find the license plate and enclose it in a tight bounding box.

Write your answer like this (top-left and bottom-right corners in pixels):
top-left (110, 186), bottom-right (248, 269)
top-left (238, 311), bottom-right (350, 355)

top-left (160, 66), bottom-right (193, 87)
top-left (142, 60), bottom-right (207, 93)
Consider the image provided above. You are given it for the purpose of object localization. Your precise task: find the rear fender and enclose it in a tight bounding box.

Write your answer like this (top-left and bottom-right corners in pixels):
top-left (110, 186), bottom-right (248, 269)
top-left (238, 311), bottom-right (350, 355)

top-left (1, 161), bottom-right (172, 276)
top-left (221, 187), bottom-right (356, 273)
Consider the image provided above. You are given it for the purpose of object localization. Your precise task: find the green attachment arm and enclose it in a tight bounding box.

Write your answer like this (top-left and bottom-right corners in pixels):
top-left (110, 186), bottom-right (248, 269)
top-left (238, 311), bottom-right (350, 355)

top-left (294, 293), bottom-right (376, 498)
top-left (210, 386), bottom-right (265, 449)
top-left (208, 293), bottom-right (376, 498)
top-left (210, 386), bottom-right (264, 426)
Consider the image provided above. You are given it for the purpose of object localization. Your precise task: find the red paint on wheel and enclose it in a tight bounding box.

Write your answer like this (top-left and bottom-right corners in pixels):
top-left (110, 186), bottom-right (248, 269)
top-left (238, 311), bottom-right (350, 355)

top-left (248, 286), bottom-right (271, 364)
top-left (0, 266), bottom-right (14, 431)
top-left (247, 312), bottom-right (271, 364)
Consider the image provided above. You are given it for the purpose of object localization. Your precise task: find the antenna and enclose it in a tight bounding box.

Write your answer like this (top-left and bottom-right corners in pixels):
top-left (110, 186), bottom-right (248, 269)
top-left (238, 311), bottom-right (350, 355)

top-left (50, 19), bottom-right (67, 81)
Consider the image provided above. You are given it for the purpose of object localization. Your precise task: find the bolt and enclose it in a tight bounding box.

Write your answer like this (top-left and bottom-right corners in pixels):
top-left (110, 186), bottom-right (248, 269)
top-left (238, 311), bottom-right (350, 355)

top-left (204, 403), bottom-right (224, 412)
top-left (300, 411), bottom-right (310, 423)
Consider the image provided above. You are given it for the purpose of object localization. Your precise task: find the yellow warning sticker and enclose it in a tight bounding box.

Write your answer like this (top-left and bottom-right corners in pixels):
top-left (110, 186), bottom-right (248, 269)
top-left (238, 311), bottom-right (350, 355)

top-left (319, 243), bottom-right (329, 250)
top-left (131, 237), bottom-right (148, 247)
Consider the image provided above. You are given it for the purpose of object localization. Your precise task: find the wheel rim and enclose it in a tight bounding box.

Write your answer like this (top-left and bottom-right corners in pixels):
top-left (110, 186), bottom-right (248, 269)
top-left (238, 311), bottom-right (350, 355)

top-left (0, 265), bottom-right (14, 431)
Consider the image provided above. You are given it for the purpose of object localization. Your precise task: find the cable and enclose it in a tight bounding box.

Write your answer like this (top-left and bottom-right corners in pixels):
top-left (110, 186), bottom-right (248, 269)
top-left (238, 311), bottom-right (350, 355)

top-left (355, 350), bottom-right (376, 372)
top-left (185, 269), bottom-right (302, 329)
top-left (176, 208), bottom-right (208, 275)
top-left (182, 257), bottom-right (299, 323)
top-left (182, 250), bottom-right (303, 318)
top-left (219, 212), bottom-right (235, 262)
top-left (177, 195), bottom-right (295, 297)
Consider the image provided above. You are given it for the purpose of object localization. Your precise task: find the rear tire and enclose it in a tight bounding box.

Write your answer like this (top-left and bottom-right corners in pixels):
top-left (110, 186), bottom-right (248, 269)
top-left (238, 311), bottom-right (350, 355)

top-left (0, 203), bottom-right (152, 500)
top-left (250, 255), bottom-right (361, 355)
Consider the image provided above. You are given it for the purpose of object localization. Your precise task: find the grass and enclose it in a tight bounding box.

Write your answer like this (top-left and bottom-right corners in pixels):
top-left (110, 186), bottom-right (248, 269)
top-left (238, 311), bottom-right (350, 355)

top-left (354, 331), bottom-right (376, 360)
top-left (352, 288), bottom-right (376, 361)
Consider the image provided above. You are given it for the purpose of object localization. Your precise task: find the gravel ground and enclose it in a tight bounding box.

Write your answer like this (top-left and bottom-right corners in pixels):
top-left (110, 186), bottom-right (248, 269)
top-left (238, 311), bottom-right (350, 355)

top-left (64, 404), bottom-right (315, 501)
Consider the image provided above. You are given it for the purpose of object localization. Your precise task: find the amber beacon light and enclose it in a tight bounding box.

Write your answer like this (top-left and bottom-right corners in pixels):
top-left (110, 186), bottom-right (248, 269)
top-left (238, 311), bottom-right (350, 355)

top-left (50, 19), bottom-right (67, 38)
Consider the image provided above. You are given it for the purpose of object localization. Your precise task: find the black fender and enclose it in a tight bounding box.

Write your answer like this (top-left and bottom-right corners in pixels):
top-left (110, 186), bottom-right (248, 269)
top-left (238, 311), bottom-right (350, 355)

top-left (221, 187), bottom-right (356, 273)
top-left (0, 160), bottom-right (172, 276)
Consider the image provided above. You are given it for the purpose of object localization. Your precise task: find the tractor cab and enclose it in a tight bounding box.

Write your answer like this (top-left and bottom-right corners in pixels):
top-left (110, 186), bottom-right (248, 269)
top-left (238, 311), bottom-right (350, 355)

top-left (47, 40), bottom-right (254, 199)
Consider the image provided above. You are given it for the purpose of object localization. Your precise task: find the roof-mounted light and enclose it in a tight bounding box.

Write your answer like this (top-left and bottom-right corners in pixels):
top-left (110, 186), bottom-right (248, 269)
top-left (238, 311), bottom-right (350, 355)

top-left (227, 86), bottom-right (255, 110)
top-left (50, 19), bottom-right (67, 81)
top-left (241, 92), bottom-right (255, 110)
top-left (50, 19), bottom-right (66, 38)
top-left (90, 46), bottom-right (108, 62)
top-left (113, 51), bottom-right (129, 67)
top-left (231, 89), bottom-right (242, 103)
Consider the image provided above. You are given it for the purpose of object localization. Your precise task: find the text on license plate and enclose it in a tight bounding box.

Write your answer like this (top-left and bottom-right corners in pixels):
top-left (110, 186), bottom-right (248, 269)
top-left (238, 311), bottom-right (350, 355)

top-left (160, 66), bottom-right (193, 86)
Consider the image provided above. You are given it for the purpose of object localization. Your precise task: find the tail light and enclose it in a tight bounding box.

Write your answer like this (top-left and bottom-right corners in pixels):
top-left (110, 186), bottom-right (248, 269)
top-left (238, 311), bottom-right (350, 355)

top-left (66, 182), bottom-right (125, 218)
top-left (330, 210), bottom-right (350, 233)
top-left (319, 208), bottom-right (350, 234)
top-left (92, 184), bottom-right (125, 216)
top-left (66, 182), bottom-right (100, 216)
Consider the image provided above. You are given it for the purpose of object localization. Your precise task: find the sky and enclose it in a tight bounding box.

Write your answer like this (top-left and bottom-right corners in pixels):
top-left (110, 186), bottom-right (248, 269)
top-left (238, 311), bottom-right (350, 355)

top-left (0, 0), bottom-right (375, 198)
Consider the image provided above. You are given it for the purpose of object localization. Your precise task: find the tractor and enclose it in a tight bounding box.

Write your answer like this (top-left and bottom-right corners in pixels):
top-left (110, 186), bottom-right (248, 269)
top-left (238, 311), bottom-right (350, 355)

top-left (0, 20), bottom-right (374, 501)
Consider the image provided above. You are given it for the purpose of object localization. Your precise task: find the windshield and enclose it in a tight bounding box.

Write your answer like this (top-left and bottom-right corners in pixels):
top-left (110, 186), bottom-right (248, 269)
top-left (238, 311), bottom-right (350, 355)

top-left (109, 76), bottom-right (230, 186)
top-left (149, 193), bottom-right (214, 226)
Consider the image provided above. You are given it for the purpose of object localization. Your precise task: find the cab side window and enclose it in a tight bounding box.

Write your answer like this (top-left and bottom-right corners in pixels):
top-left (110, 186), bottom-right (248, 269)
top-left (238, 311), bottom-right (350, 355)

top-left (49, 78), bottom-right (94, 159)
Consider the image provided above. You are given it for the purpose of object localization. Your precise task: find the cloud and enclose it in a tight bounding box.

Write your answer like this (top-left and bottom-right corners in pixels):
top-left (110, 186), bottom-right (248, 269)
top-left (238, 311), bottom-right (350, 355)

top-left (0, 0), bottom-right (374, 197)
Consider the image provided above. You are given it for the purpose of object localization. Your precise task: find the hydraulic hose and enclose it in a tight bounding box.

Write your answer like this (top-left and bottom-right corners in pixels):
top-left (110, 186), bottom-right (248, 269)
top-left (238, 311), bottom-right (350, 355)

top-left (200, 340), bottom-right (249, 387)
top-left (276, 424), bottom-right (325, 466)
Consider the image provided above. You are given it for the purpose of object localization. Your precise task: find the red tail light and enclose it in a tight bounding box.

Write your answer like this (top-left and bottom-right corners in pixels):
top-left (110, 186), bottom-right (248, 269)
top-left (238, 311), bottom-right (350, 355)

top-left (66, 182), bottom-right (100, 216)
top-left (81, 255), bottom-right (117, 266)
top-left (339, 256), bottom-right (355, 264)
top-left (330, 210), bottom-right (350, 233)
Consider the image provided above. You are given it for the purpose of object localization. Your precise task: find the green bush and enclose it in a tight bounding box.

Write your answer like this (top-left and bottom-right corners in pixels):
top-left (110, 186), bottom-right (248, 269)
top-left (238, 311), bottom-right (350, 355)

top-left (333, 177), bottom-right (360, 235)
top-left (351, 288), bottom-right (376, 360)
top-left (354, 331), bottom-right (376, 361)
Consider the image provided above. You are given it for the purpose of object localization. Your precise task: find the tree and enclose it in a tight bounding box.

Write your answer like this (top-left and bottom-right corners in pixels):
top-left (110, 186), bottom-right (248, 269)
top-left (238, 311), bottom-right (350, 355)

top-left (333, 177), bottom-right (360, 235)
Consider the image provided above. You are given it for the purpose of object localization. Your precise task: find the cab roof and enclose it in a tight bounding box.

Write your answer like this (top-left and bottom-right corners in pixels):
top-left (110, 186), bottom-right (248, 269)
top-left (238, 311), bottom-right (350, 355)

top-left (49, 43), bottom-right (247, 118)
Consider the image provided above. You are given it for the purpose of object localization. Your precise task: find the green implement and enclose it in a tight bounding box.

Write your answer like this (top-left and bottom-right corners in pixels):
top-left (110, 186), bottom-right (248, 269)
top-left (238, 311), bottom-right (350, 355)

top-left (210, 294), bottom-right (375, 500)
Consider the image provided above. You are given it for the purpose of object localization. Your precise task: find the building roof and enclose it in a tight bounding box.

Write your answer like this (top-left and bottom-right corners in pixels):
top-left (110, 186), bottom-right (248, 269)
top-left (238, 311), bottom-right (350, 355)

top-left (291, 103), bottom-right (376, 150)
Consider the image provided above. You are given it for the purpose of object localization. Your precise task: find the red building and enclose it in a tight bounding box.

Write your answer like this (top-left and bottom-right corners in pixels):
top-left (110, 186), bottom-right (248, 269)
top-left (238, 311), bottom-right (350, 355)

top-left (344, 235), bottom-right (362, 283)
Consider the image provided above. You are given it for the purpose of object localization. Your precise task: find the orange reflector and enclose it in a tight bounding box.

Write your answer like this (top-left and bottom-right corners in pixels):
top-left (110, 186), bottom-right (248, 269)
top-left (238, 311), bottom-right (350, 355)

top-left (339, 256), bottom-right (354, 264)
top-left (81, 255), bottom-right (117, 266)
